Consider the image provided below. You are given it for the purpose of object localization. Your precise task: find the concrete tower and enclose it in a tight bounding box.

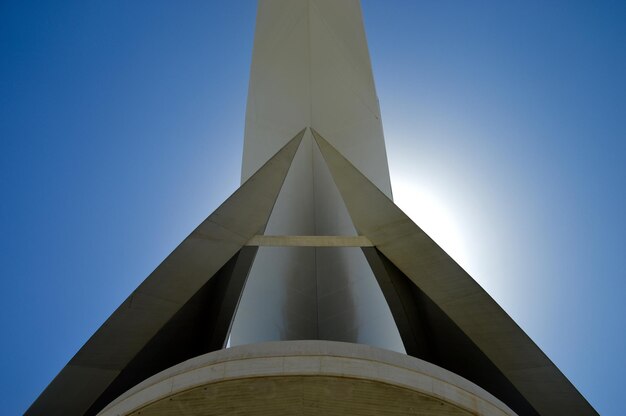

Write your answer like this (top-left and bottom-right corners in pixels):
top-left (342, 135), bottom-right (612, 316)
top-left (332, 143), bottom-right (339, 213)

top-left (28, 1), bottom-right (597, 415)
top-left (230, 0), bottom-right (402, 352)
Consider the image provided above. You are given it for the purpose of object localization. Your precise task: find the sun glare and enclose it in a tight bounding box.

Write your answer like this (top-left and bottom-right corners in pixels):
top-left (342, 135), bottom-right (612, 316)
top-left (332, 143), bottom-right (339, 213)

top-left (392, 180), bottom-right (468, 268)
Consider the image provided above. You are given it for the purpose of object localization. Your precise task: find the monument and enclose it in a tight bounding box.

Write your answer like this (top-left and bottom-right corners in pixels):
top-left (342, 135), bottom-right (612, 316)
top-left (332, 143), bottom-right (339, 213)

top-left (27, 1), bottom-right (597, 415)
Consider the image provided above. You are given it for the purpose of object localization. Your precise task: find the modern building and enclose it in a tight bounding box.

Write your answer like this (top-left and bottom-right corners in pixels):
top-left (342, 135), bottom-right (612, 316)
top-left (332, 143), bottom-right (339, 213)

top-left (28, 1), bottom-right (597, 415)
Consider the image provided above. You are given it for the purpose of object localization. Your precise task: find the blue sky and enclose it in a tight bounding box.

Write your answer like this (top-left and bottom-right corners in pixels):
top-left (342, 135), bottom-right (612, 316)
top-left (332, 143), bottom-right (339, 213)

top-left (1, 1), bottom-right (624, 414)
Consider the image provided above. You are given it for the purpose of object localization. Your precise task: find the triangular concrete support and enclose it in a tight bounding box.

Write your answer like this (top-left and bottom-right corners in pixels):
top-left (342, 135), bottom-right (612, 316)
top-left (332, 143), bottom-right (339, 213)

top-left (311, 128), bottom-right (596, 416)
top-left (27, 129), bottom-right (305, 416)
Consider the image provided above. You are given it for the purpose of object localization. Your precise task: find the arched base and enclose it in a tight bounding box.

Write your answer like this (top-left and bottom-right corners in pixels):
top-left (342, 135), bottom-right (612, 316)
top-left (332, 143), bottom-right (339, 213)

top-left (99, 341), bottom-right (516, 416)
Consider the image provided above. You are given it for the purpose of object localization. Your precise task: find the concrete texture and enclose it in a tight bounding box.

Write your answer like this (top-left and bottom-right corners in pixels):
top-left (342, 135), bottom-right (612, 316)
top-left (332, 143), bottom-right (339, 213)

top-left (246, 234), bottom-right (373, 247)
top-left (99, 341), bottom-right (516, 416)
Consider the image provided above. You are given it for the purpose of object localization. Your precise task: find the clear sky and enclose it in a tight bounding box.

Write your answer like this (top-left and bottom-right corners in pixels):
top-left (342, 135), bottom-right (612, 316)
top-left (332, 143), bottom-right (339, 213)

top-left (1, 1), bottom-right (624, 414)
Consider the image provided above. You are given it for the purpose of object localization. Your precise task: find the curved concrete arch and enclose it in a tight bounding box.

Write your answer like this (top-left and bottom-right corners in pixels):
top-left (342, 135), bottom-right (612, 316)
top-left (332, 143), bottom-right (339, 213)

top-left (99, 341), bottom-right (516, 416)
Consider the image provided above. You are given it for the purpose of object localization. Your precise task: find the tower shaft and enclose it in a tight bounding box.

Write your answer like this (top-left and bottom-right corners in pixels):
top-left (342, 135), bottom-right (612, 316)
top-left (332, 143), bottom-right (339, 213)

top-left (231, 0), bottom-right (402, 350)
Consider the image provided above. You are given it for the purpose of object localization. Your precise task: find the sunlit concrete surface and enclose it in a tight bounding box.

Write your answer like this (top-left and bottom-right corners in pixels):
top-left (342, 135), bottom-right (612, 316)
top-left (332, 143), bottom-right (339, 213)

top-left (99, 341), bottom-right (516, 416)
top-left (230, 0), bottom-right (404, 352)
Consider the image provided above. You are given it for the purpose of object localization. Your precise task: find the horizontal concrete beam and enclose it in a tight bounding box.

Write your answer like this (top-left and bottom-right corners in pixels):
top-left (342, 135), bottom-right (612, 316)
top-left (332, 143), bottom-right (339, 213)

top-left (245, 235), bottom-right (373, 247)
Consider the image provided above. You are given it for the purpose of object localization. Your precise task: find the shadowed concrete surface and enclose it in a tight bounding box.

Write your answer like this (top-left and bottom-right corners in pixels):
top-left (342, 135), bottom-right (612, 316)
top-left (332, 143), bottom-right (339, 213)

top-left (126, 377), bottom-right (477, 416)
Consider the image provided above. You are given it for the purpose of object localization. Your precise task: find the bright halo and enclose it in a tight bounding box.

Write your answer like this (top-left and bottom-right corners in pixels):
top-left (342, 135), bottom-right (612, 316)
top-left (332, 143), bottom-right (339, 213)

top-left (392, 180), bottom-right (468, 268)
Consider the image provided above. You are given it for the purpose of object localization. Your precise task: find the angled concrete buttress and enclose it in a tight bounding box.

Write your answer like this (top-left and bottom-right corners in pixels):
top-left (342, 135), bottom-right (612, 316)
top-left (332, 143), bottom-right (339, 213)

top-left (311, 128), bottom-right (598, 416)
top-left (26, 130), bottom-right (305, 416)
